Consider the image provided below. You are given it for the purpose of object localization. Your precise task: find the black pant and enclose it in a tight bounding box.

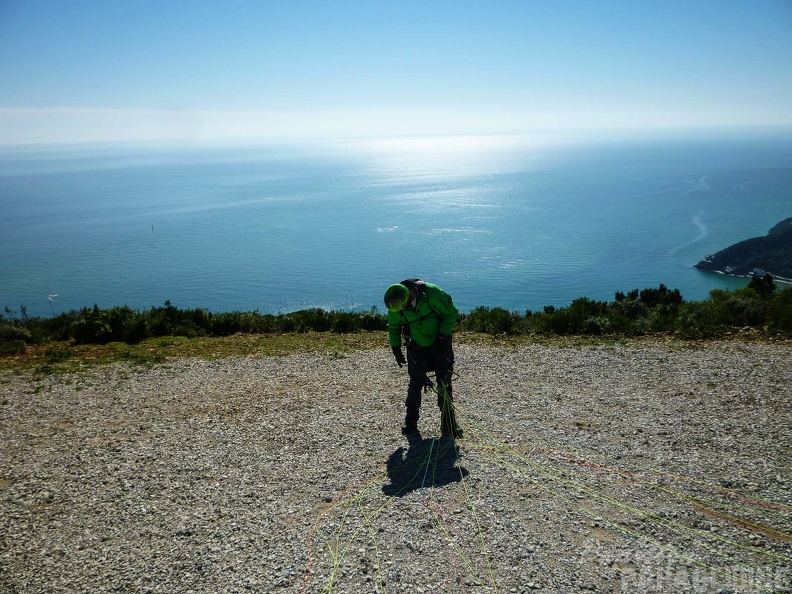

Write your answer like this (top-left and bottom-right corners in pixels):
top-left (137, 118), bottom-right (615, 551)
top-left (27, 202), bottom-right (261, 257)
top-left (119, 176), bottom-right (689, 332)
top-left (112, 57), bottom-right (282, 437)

top-left (405, 341), bottom-right (458, 433)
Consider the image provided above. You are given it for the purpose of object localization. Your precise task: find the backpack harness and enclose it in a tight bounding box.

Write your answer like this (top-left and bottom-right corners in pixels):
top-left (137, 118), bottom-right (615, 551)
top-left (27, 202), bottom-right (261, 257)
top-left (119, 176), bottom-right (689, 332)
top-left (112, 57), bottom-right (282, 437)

top-left (398, 278), bottom-right (444, 349)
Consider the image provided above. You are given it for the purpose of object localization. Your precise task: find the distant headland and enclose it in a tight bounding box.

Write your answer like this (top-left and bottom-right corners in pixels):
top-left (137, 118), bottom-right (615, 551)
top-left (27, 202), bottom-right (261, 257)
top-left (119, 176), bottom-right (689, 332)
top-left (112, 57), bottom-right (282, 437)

top-left (695, 217), bottom-right (792, 282)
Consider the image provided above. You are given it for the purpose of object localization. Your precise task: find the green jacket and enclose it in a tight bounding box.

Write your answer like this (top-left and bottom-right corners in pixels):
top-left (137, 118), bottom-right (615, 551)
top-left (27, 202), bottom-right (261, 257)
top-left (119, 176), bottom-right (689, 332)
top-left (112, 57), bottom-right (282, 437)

top-left (388, 280), bottom-right (459, 348)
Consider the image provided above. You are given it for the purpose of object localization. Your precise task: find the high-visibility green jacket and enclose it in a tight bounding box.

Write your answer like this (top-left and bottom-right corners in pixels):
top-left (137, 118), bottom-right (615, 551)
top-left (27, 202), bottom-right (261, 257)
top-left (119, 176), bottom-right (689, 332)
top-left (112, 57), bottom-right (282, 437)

top-left (388, 279), bottom-right (458, 348)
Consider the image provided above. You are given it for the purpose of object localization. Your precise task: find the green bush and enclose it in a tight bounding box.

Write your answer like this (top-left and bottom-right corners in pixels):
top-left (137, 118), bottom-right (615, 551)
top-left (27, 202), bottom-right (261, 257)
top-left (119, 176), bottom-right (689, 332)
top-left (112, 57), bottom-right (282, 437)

top-left (675, 302), bottom-right (727, 339)
top-left (648, 303), bottom-right (680, 333)
top-left (2, 283), bottom-right (790, 350)
top-left (208, 311), bottom-right (277, 335)
top-left (0, 339), bottom-right (27, 355)
top-left (638, 284), bottom-right (683, 308)
top-left (747, 273), bottom-right (776, 298)
top-left (708, 288), bottom-right (766, 327)
top-left (461, 306), bottom-right (517, 334)
top-left (544, 298), bottom-right (609, 335)
top-left (766, 286), bottom-right (792, 332)
top-left (0, 318), bottom-right (32, 345)
top-left (68, 305), bottom-right (145, 344)
top-left (70, 306), bottom-right (114, 344)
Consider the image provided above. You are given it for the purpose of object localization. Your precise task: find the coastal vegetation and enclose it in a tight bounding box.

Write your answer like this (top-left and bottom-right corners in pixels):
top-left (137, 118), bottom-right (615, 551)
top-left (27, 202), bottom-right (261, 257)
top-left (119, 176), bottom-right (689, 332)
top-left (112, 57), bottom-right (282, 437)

top-left (695, 217), bottom-right (792, 280)
top-left (2, 278), bottom-right (790, 367)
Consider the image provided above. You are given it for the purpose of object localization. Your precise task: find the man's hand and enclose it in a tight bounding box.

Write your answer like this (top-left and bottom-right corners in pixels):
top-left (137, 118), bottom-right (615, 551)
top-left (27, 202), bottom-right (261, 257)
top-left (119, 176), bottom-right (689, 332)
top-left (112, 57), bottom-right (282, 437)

top-left (435, 334), bottom-right (452, 354)
top-left (435, 334), bottom-right (453, 367)
top-left (392, 346), bottom-right (406, 367)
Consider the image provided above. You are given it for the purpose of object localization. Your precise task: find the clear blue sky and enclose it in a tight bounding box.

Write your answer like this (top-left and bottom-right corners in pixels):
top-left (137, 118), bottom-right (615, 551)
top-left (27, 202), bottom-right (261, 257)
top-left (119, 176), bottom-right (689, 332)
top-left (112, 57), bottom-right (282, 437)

top-left (1, 0), bottom-right (791, 144)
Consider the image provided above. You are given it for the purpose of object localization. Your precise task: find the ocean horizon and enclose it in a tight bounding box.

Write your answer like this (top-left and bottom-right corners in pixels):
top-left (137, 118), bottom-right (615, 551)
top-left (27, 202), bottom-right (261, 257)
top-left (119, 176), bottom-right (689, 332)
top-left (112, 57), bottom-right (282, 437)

top-left (2, 128), bottom-right (791, 318)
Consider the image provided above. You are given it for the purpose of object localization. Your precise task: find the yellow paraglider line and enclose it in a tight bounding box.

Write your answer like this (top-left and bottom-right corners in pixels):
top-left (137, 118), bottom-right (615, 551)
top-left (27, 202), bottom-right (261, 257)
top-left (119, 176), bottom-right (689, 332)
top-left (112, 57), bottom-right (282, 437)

top-left (298, 371), bottom-right (790, 594)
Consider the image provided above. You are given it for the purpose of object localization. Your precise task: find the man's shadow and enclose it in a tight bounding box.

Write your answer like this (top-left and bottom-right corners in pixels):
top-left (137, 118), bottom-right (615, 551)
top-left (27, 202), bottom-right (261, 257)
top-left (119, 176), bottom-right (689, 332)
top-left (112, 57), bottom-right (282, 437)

top-left (382, 432), bottom-right (469, 497)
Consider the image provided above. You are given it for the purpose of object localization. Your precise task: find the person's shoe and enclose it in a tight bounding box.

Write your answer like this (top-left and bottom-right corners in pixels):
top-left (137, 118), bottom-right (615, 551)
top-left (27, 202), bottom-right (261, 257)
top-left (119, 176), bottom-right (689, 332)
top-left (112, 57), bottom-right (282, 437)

top-left (401, 424), bottom-right (419, 436)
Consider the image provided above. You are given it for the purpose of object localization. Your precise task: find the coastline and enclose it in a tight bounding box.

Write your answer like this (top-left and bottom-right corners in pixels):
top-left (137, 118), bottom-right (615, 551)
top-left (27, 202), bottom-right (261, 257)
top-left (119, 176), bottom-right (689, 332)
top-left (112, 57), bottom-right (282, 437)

top-left (699, 268), bottom-right (792, 285)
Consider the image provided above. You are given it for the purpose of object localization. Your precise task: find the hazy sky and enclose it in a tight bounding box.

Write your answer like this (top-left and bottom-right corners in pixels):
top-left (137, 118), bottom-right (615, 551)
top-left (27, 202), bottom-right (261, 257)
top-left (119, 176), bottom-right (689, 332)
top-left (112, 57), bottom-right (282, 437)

top-left (1, 0), bottom-right (791, 144)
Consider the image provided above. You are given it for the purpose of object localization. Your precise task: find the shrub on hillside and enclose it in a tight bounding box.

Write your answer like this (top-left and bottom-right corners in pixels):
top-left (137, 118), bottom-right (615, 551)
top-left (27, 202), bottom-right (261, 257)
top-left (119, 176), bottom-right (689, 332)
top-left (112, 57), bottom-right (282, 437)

top-left (638, 284), bottom-right (683, 308)
top-left (674, 286), bottom-right (770, 338)
top-left (0, 310), bottom-right (30, 354)
top-left (461, 306), bottom-right (517, 334)
top-left (1, 283), bottom-right (790, 349)
top-left (547, 298), bottom-right (609, 335)
top-left (208, 311), bottom-right (279, 335)
top-left (766, 286), bottom-right (792, 333)
top-left (70, 305), bottom-right (132, 344)
top-left (747, 272), bottom-right (776, 298)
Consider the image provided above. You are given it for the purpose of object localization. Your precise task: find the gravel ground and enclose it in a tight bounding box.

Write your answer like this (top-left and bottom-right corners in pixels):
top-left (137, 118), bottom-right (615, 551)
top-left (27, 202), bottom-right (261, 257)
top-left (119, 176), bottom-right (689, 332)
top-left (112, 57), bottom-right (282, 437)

top-left (1, 338), bottom-right (790, 594)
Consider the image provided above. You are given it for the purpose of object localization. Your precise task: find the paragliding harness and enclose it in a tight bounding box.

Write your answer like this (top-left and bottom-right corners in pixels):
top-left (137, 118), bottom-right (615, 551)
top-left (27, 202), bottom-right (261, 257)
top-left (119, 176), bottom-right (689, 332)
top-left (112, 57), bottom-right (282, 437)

top-left (398, 278), bottom-right (445, 363)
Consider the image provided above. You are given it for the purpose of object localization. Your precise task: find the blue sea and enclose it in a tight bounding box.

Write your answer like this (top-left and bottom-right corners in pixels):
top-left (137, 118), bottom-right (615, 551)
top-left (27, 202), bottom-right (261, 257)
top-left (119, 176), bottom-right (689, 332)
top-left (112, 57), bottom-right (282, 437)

top-left (2, 129), bottom-right (792, 318)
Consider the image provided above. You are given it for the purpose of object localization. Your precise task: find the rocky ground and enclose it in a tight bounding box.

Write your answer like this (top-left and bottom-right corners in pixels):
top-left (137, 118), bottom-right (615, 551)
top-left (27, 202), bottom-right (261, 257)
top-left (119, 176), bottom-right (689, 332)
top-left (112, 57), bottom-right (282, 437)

top-left (1, 338), bottom-right (790, 594)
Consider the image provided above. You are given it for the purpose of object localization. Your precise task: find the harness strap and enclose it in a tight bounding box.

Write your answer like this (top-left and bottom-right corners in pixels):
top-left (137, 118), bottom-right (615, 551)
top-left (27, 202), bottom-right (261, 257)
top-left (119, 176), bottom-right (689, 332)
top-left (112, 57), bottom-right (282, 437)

top-left (400, 278), bottom-right (444, 321)
top-left (398, 278), bottom-right (446, 345)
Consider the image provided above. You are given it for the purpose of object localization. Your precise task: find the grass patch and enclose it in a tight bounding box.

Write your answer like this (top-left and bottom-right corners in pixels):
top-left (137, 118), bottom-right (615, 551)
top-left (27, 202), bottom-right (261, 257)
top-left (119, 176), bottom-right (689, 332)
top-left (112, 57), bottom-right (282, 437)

top-left (0, 330), bottom-right (730, 373)
top-left (0, 331), bottom-right (389, 372)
